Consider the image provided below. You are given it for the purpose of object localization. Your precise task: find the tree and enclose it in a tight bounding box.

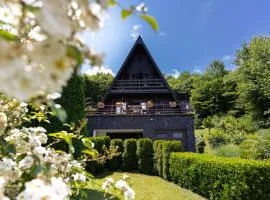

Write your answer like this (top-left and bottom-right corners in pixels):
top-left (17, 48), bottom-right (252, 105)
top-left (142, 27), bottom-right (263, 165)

top-left (235, 36), bottom-right (270, 127)
top-left (82, 73), bottom-right (113, 104)
top-left (191, 60), bottom-right (229, 118)
top-left (166, 71), bottom-right (193, 96)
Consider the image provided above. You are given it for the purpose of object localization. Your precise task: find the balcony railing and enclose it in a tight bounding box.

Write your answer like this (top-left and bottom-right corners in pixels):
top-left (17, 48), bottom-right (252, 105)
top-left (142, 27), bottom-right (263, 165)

top-left (111, 79), bottom-right (169, 92)
top-left (86, 104), bottom-right (192, 116)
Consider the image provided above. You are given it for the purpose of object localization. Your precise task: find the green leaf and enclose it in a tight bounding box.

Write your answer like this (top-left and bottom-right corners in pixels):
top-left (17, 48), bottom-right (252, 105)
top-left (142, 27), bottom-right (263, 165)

top-left (82, 149), bottom-right (98, 158)
top-left (67, 45), bottom-right (83, 65)
top-left (139, 14), bottom-right (159, 31)
top-left (108, 0), bottom-right (118, 7)
top-left (121, 9), bottom-right (132, 20)
top-left (51, 104), bottom-right (67, 122)
top-left (82, 138), bottom-right (95, 149)
top-left (0, 29), bottom-right (18, 41)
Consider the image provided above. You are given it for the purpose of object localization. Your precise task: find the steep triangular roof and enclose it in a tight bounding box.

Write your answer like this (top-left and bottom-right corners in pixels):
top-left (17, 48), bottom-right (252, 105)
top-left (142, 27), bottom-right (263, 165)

top-left (103, 36), bottom-right (179, 103)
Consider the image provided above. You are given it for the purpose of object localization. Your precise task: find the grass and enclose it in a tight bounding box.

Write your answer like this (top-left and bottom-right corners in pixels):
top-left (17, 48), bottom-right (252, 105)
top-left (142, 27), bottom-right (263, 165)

top-left (86, 171), bottom-right (205, 200)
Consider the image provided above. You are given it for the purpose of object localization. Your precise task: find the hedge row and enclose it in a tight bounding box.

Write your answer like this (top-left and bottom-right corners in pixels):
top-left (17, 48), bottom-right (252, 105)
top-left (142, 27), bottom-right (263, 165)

top-left (136, 138), bottom-right (153, 174)
top-left (153, 140), bottom-right (182, 179)
top-left (122, 139), bottom-right (138, 171)
top-left (169, 153), bottom-right (270, 199)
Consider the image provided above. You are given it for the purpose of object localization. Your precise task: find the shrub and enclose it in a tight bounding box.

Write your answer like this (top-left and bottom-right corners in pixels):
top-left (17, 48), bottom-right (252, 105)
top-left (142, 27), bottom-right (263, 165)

top-left (153, 140), bottom-right (164, 174)
top-left (208, 131), bottom-right (230, 148)
top-left (154, 141), bottom-right (165, 176)
top-left (90, 136), bottom-right (110, 154)
top-left (212, 144), bottom-right (241, 158)
top-left (169, 153), bottom-right (270, 199)
top-left (136, 138), bottom-right (154, 174)
top-left (122, 139), bottom-right (137, 171)
top-left (162, 141), bottom-right (182, 180)
top-left (85, 160), bottom-right (105, 176)
top-left (153, 140), bottom-right (182, 179)
top-left (107, 139), bottom-right (124, 171)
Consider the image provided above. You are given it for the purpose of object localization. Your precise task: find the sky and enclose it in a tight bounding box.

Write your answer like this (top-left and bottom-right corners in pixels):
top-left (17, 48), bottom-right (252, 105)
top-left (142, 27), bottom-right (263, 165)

top-left (81, 0), bottom-right (270, 77)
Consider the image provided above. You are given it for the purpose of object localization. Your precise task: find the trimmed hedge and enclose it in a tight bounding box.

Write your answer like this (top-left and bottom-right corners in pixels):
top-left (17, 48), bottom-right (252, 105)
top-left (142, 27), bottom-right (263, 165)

top-left (153, 140), bottom-right (182, 178)
top-left (107, 139), bottom-right (124, 171)
top-left (162, 141), bottom-right (182, 180)
top-left (90, 136), bottom-right (110, 154)
top-left (136, 138), bottom-right (154, 174)
top-left (169, 153), bottom-right (270, 199)
top-left (122, 139), bottom-right (137, 171)
top-left (154, 141), bottom-right (165, 176)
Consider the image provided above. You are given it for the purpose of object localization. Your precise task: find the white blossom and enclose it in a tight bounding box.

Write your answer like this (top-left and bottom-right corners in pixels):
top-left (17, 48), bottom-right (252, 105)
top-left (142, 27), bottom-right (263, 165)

top-left (17, 177), bottom-right (70, 200)
top-left (0, 112), bottom-right (8, 135)
top-left (72, 173), bottom-right (86, 182)
top-left (36, 0), bottom-right (73, 38)
top-left (18, 156), bottom-right (34, 170)
top-left (102, 177), bottom-right (114, 191)
top-left (124, 187), bottom-right (135, 200)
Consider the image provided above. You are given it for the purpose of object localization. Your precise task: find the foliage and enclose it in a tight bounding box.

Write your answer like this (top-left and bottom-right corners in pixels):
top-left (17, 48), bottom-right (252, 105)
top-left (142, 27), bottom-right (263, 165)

top-left (212, 144), bottom-right (241, 158)
top-left (153, 140), bottom-right (182, 179)
top-left (153, 140), bottom-right (164, 174)
top-left (239, 135), bottom-right (259, 159)
top-left (122, 139), bottom-right (138, 171)
top-left (82, 73), bottom-right (113, 104)
top-left (161, 141), bottom-right (182, 180)
top-left (235, 37), bottom-right (270, 127)
top-left (255, 129), bottom-right (270, 159)
top-left (170, 153), bottom-right (270, 200)
top-left (166, 71), bottom-right (194, 96)
top-left (107, 139), bottom-right (124, 171)
top-left (154, 141), bottom-right (165, 177)
top-left (207, 115), bottom-right (256, 149)
top-left (136, 138), bottom-right (154, 174)
top-left (191, 60), bottom-right (232, 118)
top-left (88, 136), bottom-right (110, 154)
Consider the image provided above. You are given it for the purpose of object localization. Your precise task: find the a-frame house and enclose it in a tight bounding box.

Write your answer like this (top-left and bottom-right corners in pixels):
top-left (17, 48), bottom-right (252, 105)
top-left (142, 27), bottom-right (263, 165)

top-left (87, 36), bottom-right (195, 151)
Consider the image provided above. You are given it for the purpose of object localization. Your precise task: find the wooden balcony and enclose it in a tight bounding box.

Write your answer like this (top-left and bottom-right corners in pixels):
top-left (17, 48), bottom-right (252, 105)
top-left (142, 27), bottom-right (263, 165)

top-left (86, 104), bottom-right (192, 116)
top-left (110, 79), bottom-right (170, 93)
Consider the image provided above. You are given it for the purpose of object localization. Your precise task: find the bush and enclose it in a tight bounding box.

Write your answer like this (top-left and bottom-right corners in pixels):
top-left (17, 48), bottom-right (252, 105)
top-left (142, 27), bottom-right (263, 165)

top-left (90, 136), bottom-right (110, 154)
top-left (136, 138), bottom-right (154, 174)
top-left (212, 144), bottom-right (241, 158)
top-left (122, 139), bottom-right (137, 171)
top-left (208, 131), bottom-right (230, 148)
top-left (107, 139), bottom-right (124, 171)
top-left (162, 141), bottom-right (182, 180)
top-left (85, 160), bottom-right (105, 176)
top-left (169, 153), bottom-right (270, 199)
top-left (153, 140), bottom-right (164, 174)
top-left (153, 140), bottom-right (182, 179)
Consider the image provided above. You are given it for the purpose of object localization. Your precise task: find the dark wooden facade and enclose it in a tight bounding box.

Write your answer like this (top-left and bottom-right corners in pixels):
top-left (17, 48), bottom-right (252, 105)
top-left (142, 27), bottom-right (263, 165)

top-left (87, 36), bottom-right (195, 151)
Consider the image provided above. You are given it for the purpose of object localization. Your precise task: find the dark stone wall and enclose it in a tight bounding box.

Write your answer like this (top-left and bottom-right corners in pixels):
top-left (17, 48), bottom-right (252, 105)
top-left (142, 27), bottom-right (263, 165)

top-left (87, 114), bottom-right (195, 152)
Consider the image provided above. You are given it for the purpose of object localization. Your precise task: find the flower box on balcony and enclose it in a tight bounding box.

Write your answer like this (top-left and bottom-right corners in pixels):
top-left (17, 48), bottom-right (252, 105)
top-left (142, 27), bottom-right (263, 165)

top-left (147, 101), bottom-right (153, 108)
top-left (97, 102), bottom-right (105, 108)
top-left (169, 101), bottom-right (177, 107)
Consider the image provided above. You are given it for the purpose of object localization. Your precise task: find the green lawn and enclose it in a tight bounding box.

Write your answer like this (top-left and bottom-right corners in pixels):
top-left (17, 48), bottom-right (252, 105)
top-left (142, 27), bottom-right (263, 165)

top-left (85, 172), bottom-right (205, 200)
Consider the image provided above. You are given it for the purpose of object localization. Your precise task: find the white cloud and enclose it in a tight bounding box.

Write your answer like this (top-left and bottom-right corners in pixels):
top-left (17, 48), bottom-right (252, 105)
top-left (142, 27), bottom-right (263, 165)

top-left (192, 66), bottom-right (203, 74)
top-left (159, 32), bottom-right (166, 36)
top-left (130, 24), bottom-right (142, 40)
top-left (83, 65), bottom-right (114, 76)
top-left (222, 55), bottom-right (233, 61)
top-left (171, 69), bottom-right (180, 78)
